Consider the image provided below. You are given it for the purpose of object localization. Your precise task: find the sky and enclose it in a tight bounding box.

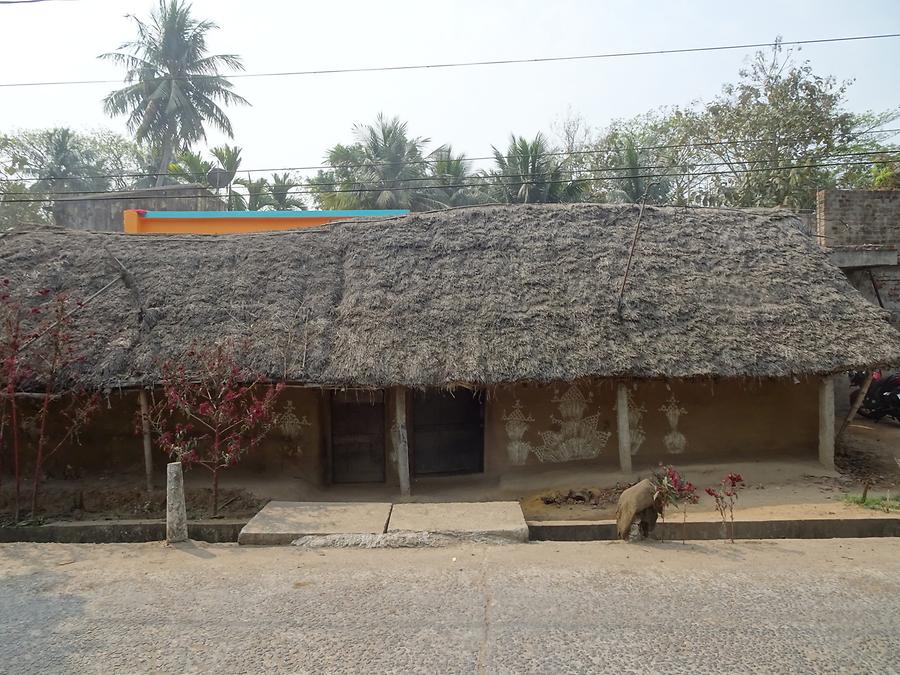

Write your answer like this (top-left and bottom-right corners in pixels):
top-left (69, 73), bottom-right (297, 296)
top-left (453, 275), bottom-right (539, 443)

top-left (2, 0), bottom-right (900, 178)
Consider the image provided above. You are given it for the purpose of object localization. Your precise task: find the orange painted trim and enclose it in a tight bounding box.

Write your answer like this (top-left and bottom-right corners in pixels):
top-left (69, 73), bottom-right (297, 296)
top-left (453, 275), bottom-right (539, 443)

top-left (122, 209), bottom-right (406, 234)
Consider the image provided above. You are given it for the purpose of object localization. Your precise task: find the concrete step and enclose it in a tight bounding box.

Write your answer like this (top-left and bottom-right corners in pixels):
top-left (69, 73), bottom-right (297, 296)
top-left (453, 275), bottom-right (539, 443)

top-left (238, 501), bottom-right (392, 545)
top-left (237, 500), bottom-right (529, 546)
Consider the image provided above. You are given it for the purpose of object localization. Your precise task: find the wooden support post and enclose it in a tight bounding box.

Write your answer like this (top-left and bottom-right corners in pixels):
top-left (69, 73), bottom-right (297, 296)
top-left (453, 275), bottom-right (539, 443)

top-left (837, 371), bottom-right (874, 441)
top-left (616, 382), bottom-right (632, 474)
top-left (818, 376), bottom-right (835, 469)
top-left (394, 387), bottom-right (411, 497)
top-left (139, 390), bottom-right (153, 493)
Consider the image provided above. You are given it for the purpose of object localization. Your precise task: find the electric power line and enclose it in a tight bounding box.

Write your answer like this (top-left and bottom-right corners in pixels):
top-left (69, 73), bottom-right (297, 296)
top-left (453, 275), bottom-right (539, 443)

top-left (3, 128), bottom-right (898, 186)
top-left (3, 156), bottom-right (898, 204)
top-left (1, 33), bottom-right (899, 88)
top-left (12, 149), bottom-right (900, 198)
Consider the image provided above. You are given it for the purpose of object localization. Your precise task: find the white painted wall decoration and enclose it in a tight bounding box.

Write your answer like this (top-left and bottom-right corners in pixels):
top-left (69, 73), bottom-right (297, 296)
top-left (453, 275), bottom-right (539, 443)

top-left (277, 400), bottom-right (312, 457)
top-left (502, 399), bottom-right (535, 465)
top-left (535, 384), bottom-right (611, 463)
top-left (659, 394), bottom-right (688, 454)
top-left (624, 390), bottom-right (646, 455)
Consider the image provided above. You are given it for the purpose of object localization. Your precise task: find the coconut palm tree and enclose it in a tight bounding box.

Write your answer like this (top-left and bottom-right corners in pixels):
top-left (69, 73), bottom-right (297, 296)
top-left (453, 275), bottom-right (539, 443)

top-left (488, 133), bottom-right (584, 204)
top-left (308, 114), bottom-right (442, 211)
top-left (606, 133), bottom-right (670, 204)
top-left (269, 172), bottom-right (306, 210)
top-left (100, 0), bottom-right (248, 186)
top-left (425, 145), bottom-right (488, 207)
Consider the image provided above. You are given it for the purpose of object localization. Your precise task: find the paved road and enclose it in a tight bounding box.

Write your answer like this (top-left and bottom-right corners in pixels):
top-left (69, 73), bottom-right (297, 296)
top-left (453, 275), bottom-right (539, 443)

top-left (1, 539), bottom-right (898, 674)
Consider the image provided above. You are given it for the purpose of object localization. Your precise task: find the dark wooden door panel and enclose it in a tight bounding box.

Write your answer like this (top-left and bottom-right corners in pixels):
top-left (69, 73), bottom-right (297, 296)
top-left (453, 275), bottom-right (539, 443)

top-left (332, 396), bottom-right (385, 483)
top-left (412, 391), bottom-right (483, 475)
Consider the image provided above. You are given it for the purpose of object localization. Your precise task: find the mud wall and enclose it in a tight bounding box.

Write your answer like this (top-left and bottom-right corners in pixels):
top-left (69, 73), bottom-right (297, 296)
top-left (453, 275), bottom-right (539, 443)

top-left (486, 378), bottom-right (818, 472)
top-left (1, 388), bottom-right (325, 483)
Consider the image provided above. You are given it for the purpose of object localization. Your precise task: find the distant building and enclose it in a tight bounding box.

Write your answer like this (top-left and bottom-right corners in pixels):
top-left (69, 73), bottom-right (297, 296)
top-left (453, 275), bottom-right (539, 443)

top-left (52, 184), bottom-right (225, 232)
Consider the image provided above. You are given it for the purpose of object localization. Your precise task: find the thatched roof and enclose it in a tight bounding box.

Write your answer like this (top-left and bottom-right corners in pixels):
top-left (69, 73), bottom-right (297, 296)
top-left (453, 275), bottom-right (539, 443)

top-left (3, 203), bottom-right (899, 389)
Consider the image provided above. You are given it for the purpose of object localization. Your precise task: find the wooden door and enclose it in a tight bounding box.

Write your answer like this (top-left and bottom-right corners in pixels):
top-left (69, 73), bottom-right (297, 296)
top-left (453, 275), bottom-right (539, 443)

top-left (331, 392), bottom-right (385, 483)
top-left (412, 390), bottom-right (484, 475)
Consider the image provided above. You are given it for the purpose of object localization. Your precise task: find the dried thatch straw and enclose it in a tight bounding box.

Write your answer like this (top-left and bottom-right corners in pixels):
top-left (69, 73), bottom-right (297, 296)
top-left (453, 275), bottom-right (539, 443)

top-left (2, 203), bottom-right (899, 390)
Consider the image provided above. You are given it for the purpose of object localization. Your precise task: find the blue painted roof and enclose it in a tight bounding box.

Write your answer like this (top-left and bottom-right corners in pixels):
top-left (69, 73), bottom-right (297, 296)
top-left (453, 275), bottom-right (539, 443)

top-left (141, 210), bottom-right (409, 219)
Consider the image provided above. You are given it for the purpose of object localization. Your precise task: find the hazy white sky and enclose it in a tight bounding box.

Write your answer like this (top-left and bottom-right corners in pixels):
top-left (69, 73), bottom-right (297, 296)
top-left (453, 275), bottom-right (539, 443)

top-left (2, 0), bottom-right (899, 177)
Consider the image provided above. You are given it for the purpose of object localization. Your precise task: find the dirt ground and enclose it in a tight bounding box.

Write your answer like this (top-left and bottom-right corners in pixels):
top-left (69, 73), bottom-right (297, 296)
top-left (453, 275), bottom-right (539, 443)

top-left (2, 416), bottom-right (898, 524)
top-left (0, 482), bottom-right (264, 525)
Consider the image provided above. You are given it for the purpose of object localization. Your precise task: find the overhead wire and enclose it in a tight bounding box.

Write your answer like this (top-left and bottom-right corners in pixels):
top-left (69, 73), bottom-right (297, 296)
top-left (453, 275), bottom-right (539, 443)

top-left (2, 129), bottom-right (898, 186)
top-left (2, 33), bottom-right (900, 88)
top-left (3, 156), bottom-right (898, 204)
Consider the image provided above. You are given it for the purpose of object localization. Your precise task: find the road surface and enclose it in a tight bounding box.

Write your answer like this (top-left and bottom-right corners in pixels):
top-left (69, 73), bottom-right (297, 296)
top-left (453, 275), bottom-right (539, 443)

top-left (1, 539), bottom-right (898, 673)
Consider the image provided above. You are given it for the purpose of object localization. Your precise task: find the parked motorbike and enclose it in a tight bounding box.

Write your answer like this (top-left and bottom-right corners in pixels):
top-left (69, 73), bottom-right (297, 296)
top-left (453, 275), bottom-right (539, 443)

top-left (849, 370), bottom-right (900, 423)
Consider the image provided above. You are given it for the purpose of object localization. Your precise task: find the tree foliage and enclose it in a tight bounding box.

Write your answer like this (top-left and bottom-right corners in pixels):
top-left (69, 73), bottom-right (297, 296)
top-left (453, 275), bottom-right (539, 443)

top-left (100, 0), bottom-right (248, 184)
top-left (486, 132), bottom-right (584, 204)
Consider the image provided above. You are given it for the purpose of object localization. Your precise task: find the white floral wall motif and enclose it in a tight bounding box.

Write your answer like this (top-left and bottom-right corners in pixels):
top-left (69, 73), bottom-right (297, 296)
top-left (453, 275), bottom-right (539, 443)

top-left (534, 384), bottom-right (611, 462)
top-left (277, 400), bottom-right (311, 457)
top-left (502, 400), bottom-right (535, 465)
top-left (659, 394), bottom-right (688, 454)
top-left (614, 389), bottom-right (646, 456)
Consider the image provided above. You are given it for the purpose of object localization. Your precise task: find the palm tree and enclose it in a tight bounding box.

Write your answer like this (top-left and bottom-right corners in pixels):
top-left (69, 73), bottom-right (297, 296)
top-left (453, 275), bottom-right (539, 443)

top-left (169, 149), bottom-right (212, 185)
top-left (209, 144), bottom-right (243, 208)
top-left (425, 146), bottom-right (487, 207)
top-left (488, 133), bottom-right (584, 204)
top-left (606, 134), bottom-right (670, 204)
top-left (269, 173), bottom-right (306, 210)
top-left (308, 114), bottom-right (442, 211)
top-left (100, 0), bottom-right (248, 186)
top-left (235, 176), bottom-right (271, 211)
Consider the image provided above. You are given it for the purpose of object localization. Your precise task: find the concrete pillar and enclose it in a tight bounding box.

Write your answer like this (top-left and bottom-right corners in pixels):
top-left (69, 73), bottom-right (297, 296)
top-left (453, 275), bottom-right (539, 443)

top-left (818, 376), bottom-right (836, 469)
top-left (616, 382), bottom-right (632, 474)
top-left (166, 462), bottom-right (188, 543)
top-left (394, 388), bottom-right (411, 497)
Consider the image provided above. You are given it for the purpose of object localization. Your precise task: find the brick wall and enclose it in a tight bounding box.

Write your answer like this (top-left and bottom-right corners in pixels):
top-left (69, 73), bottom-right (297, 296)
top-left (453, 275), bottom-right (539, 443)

top-left (817, 189), bottom-right (900, 329)
top-left (817, 189), bottom-right (900, 246)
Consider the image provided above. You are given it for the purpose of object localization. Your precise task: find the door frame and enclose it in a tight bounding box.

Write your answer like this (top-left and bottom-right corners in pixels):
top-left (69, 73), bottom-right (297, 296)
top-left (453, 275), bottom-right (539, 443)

top-left (325, 388), bottom-right (390, 484)
top-left (409, 388), bottom-right (485, 477)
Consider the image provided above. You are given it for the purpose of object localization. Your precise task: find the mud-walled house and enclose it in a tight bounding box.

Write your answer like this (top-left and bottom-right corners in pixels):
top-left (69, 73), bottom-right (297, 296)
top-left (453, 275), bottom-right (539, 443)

top-left (3, 204), bottom-right (900, 495)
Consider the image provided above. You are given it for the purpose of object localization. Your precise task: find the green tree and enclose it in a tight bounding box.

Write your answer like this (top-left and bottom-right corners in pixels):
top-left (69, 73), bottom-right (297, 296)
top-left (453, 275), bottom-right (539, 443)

top-left (487, 132), bottom-right (584, 204)
top-left (169, 149), bottom-right (213, 185)
top-left (308, 114), bottom-right (443, 211)
top-left (235, 176), bottom-right (271, 211)
top-left (680, 39), bottom-right (896, 209)
top-left (100, 0), bottom-right (248, 186)
top-left (268, 172), bottom-right (305, 210)
top-left (2, 128), bottom-right (109, 193)
top-left (425, 146), bottom-right (488, 207)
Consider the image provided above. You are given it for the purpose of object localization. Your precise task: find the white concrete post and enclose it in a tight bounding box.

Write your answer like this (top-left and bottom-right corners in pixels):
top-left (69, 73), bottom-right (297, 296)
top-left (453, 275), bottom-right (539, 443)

top-left (394, 388), bottom-right (411, 497)
top-left (616, 382), bottom-right (632, 474)
top-left (818, 376), bottom-right (836, 469)
top-left (166, 462), bottom-right (188, 543)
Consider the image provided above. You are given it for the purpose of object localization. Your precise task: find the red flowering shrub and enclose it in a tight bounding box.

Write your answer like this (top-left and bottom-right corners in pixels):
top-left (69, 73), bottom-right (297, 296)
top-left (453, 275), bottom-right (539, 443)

top-left (653, 464), bottom-right (700, 543)
top-left (148, 344), bottom-right (284, 515)
top-left (1, 282), bottom-right (98, 520)
top-left (706, 473), bottom-right (745, 542)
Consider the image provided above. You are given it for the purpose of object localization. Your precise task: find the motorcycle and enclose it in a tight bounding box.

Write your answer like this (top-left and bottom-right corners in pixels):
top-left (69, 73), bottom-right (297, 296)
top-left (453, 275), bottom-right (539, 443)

top-left (849, 370), bottom-right (900, 423)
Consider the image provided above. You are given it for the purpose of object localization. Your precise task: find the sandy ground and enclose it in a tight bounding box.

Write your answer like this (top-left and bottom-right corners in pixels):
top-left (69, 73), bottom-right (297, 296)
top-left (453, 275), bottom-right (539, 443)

top-left (1, 539), bottom-right (898, 673)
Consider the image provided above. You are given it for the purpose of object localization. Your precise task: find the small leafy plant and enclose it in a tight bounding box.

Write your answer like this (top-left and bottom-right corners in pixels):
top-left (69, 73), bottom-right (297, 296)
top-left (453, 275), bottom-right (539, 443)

top-left (706, 473), bottom-right (745, 543)
top-left (653, 464), bottom-right (699, 543)
top-left (843, 493), bottom-right (899, 513)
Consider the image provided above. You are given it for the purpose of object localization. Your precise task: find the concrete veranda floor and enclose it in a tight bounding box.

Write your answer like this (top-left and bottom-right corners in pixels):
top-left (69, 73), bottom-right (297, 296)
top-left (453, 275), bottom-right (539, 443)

top-left (1, 539), bottom-right (898, 673)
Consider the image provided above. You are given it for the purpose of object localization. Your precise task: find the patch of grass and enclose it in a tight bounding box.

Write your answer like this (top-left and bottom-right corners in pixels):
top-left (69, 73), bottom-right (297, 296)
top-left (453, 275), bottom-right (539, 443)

top-left (844, 494), bottom-right (900, 513)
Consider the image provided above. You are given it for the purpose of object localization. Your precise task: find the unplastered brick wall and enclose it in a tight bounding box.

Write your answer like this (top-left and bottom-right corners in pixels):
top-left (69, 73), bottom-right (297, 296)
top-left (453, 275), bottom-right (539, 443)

top-left (817, 189), bottom-right (900, 246)
top-left (817, 189), bottom-right (900, 328)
